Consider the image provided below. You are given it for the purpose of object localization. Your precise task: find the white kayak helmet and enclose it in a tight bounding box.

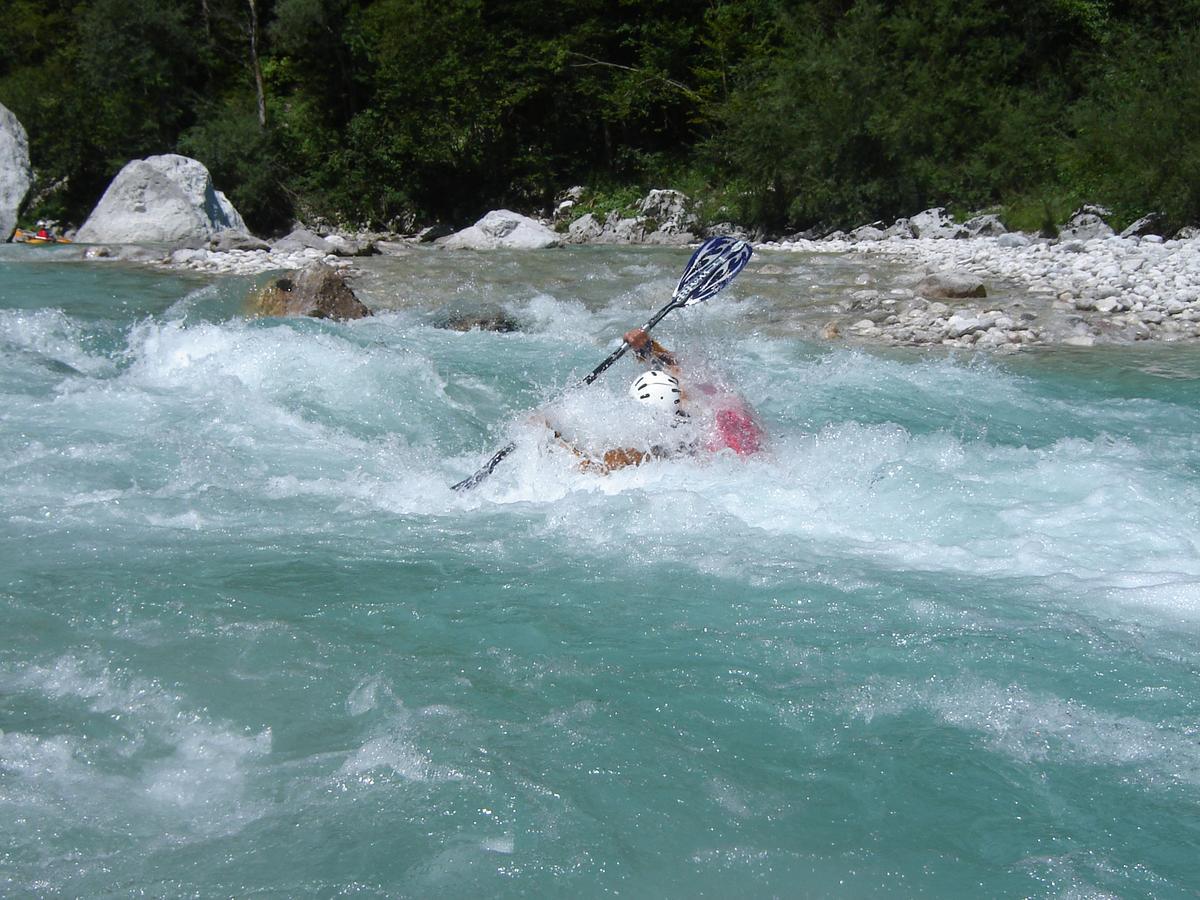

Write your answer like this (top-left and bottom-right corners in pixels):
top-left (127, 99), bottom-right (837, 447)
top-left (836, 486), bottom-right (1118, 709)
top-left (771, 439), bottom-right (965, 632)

top-left (629, 369), bottom-right (682, 411)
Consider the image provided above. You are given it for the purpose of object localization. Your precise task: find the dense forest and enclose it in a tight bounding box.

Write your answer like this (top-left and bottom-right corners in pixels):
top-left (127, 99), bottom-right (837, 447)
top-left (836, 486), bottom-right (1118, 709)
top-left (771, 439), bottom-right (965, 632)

top-left (2, 0), bottom-right (1199, 235)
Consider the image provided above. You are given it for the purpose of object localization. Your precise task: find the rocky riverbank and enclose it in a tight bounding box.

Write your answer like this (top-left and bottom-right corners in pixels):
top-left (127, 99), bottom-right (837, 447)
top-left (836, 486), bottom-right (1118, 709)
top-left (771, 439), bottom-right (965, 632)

top-left (764, 228), bottom-right (1200, 350)
top-left (135, 217), bottom-right (1200, 351)
top-left (14, 144), bottom-right (1198, 350)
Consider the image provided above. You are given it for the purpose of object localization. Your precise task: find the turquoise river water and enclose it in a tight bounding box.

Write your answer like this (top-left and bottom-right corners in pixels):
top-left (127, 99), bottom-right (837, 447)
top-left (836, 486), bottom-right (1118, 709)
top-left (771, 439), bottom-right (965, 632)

top-left (1, 244), bottom-right (1199, 897)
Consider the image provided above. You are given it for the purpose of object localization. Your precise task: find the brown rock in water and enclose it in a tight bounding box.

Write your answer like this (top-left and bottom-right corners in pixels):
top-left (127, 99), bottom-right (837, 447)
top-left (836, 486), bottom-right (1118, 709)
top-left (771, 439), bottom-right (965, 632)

top-left (249, 263), bottom-right (371, 320)
top-left (437, 312), bottom-right (519, 333)
top-left (821, 320), bottom-right (841, 340)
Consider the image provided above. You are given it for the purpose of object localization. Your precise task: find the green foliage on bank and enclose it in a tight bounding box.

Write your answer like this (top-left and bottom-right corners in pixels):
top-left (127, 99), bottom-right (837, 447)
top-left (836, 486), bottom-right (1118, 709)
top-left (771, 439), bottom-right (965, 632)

top-left (3, 0), bottom-right (1200, 234)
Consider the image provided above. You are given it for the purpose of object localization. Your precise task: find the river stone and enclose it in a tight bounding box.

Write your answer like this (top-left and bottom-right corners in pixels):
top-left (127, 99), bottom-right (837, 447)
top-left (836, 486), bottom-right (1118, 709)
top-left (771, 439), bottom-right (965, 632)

top-left (441, 209), bottom-right (559, 250)
top-left (553, 199), bottom-right (576, 222)
top-left (962, 214), bottom-right (1007, 237)
top-left (1119, 213), bottom-right (1164, 239)
top-left (849, 224), bottom-right (886, 241)
top-left (645, 228), bottom-right (694, 245)
top-left (638, 189), bottom-right (695, 230)
top-left (435, 311), bottom-right (519, 332)
top-left (322, 233), bottom-right (376, 256)
top-left (597, 214), bottom-right (648, 244)
top-left (0, 102), bottom-right (33, 241)
top-left (272, 228), bottom-right (333, 253)
top-left (567, 213), bottom-right (604, 243)
top-left (416, 223), bottom-right (455, 243)
top-left (1059, 205), bottom-right (1114, 241)
top-left (210, 229), bottom-right (270, 252)
top-left (884, 218), bottom-right (918, 239)
top-left (909, 208), bottom-right (968, 239)
top-left (76, 154), bottom-right (248, 244)
top-left (916, 272), bottom-right (988, 299)
top-left (997, 233), bottom-right (1032, 248)
top-left (248, 262), bottom-right (371, 320)
top-left (945, 313), bottom-right (987, 338)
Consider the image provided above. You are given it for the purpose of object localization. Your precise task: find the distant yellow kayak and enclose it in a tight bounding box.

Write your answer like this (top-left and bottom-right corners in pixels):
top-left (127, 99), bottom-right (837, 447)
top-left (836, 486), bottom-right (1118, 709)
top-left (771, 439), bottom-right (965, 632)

top-left (13, 228), bottom-right (73, 245)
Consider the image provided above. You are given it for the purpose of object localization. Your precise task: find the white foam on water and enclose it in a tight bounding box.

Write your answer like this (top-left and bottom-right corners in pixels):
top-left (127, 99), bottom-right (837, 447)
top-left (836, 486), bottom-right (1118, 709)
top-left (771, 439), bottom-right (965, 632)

top-left (346, 675), bottom-right (397, 716)
top-left (481, 836), bottom-right (516, 854)
top-left (62, 311), bottom-right (1197, 620)
top-left (335, 724), bottom-right (464, 787)
top-left (0, 308), bottom-right (113, 376)
top-left (328, 678), bottom-right (467, 787)
top-left (849, 676), bottom-right (1200, 786)
top-left (505, 293), bottom-right (599, 340)
top-left (448, 386), bottom-right (1200, 617)
top-left (7, 249), bottom-right (1200, 896)
top-left (0, 655), bottom-right (271, 839)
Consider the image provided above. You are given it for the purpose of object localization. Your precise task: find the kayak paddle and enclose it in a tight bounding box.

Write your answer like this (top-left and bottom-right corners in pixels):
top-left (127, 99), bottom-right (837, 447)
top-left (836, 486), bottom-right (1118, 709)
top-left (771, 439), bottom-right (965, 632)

top-left (450, 235), bottom-right (754, 491)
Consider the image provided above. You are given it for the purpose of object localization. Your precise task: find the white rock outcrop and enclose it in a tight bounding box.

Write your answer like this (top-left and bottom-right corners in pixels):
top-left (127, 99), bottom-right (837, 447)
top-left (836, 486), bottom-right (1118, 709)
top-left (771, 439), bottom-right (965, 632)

top-left (440, 209), bottom-right (559, 250)
top-left (1, 102), bottom-right (33, 241)
top-left (76, 154), bottom-right (248, 244)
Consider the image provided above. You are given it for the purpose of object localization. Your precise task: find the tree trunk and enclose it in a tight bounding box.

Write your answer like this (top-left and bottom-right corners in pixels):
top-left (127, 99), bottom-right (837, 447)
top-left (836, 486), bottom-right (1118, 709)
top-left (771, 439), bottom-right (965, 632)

top-left (247, 0), bottom-right (267, 127)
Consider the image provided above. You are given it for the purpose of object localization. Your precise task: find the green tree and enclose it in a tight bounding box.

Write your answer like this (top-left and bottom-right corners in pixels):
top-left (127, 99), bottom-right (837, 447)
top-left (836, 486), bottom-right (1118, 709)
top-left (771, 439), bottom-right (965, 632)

top-left (1070, 24), bottom-right (1200, 228)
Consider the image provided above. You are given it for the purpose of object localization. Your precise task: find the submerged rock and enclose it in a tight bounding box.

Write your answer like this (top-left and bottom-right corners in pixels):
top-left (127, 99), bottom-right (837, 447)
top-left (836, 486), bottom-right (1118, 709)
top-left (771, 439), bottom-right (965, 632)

top-left (76, 154), bottom-right (249, 244)
top-left (435, 311), bottom-right (520, 333)
top-left (0, 102), bottom-right (33, 241)
top-left (248, 263), bottom-right (371, 320)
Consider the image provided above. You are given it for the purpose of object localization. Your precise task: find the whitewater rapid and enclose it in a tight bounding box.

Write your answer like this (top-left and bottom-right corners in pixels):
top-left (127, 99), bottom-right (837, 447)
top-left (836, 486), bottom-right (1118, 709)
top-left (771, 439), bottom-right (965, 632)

top-left (2, 245), bottom-right (1199, 896)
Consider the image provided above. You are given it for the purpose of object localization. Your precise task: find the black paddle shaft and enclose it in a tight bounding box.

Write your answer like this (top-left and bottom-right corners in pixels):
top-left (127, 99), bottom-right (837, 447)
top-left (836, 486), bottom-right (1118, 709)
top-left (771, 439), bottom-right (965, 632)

top-left (581, 300), bottom-right (680, 386)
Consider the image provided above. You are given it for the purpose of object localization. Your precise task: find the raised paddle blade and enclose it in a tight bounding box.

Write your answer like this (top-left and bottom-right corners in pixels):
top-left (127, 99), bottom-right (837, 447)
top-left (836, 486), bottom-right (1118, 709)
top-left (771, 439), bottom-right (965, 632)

top-left (672, 236), bottom-right (753, 306)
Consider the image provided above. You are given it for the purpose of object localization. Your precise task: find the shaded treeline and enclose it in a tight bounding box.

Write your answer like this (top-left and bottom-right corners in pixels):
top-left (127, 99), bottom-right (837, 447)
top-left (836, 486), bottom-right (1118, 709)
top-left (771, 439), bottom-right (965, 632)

top-left (3, 0), bottom-right (1199, 234)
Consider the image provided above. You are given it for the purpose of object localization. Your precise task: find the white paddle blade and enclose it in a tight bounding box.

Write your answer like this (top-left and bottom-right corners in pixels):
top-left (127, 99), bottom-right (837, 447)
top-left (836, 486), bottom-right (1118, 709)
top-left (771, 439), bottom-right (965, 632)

top-left (673, 236), bottom-right (754, 306)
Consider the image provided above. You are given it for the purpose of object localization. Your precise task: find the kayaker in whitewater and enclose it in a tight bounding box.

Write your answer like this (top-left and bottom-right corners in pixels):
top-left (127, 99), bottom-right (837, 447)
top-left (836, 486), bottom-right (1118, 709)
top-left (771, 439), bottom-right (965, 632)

top-left (541, 327), bottom-right (763, 473)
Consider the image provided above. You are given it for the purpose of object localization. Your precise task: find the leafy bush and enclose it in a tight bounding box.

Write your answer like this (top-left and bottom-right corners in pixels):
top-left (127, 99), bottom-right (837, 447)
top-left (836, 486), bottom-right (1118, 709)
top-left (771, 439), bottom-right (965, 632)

top-left (1069, 26), bottom-right (1200, 230)
top-left (179, 103), bottom-right (292, 234)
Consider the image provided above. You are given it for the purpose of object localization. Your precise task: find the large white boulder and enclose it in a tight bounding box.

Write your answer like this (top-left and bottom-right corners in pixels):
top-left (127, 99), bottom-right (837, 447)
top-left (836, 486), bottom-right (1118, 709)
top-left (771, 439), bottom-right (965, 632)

top-left (907, 207), bottom-right (969, 239)
top-left (1059, 205), bottom-right (1114, 241)
top-left (639, 189), bottom-right (695, 230)
top-left (440, 209), bottom-right (559, 250)
top-left (76, 154), bottom-right (248, 244)
top-left (1, 102), bottom-right (33, 241)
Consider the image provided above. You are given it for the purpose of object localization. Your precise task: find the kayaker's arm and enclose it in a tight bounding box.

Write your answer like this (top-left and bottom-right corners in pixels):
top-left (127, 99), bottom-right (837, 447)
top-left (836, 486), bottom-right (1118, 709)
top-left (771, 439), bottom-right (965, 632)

top-left (532, 412), bottom-right (661, 474)
top-left (624, 328), bottom-right (678, 371)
